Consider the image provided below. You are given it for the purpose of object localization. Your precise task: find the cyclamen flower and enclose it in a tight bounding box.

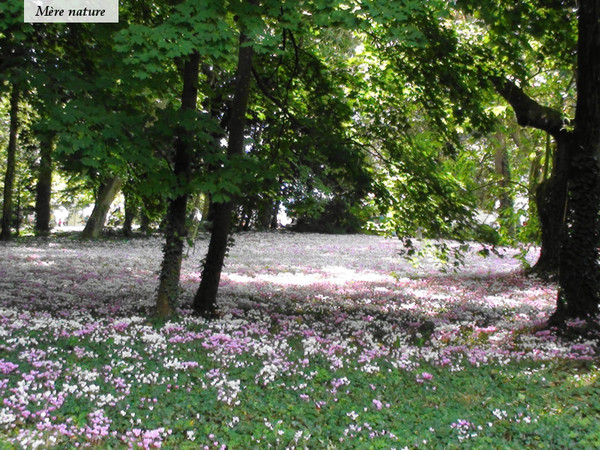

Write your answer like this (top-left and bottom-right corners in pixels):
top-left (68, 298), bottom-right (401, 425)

top-left (0, 360), bottom-right (18, 374)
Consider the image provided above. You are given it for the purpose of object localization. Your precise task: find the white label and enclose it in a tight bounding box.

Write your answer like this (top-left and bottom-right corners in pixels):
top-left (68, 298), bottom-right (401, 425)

top-left (24, 0), bottom-right (119, 23)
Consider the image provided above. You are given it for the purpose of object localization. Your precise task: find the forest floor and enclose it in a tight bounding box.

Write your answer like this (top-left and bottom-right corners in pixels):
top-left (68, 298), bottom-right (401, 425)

top-left (0, 232), bottom-right (599, 448)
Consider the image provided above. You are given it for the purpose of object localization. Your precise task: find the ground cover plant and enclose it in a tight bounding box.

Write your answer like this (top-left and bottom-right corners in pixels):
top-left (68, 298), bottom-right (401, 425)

top-left (0, 232), bottom-right (599, 449)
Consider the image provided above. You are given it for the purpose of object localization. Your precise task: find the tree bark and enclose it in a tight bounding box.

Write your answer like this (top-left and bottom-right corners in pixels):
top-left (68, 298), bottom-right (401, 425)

top-left (193, 31), bottom-right (254, 317)
top-left (155, 52), bottom-right (200, 318)
top-left (258, 198), bottom-right (272, 230)
top-left (492, 77), bottom-right (568, 276)
top-left (493, 3), bottom-right (600, 323)
top-left (1, 84), bottom-right (20, 242)
top-left (532, 133), bottom-right (569, 275)
top-left (551, 0), bottom-right (600, 324)
top-left (80, 176), bottom-right (123, 239)
top-left (493, 131), bottom-right (514, 236)
top-left (35, 133), bottom-right (55, 236)
top-left (140, 211), bottom-right (151, 235)
top-left (122, 194), bottom-right (135, 237)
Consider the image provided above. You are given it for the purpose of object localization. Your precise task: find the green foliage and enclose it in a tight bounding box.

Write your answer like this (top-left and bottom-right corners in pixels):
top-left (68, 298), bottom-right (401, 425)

top-left (2, 0), bottom-right (581, 261)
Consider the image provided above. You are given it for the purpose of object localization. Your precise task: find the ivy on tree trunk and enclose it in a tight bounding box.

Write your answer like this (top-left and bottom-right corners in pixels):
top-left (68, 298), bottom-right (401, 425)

top-left (552, 0), bottom-right (600, 324)
top-left (155, 52), bottom-right (200, 318)
top-left (494, 1), bottom-right (600, 323)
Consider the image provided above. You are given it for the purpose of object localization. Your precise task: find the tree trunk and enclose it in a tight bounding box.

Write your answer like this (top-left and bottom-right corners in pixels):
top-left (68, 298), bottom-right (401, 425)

top-left (80, 177), bottom-right (123, 239)
top-left (258, 198), bottom-right (273, 230)
top-left (270, 198), bottom-right (280, 229)
top-left (193, 32), bottom-right (254, 317)
top-left (201, 193), bottom-right (212, 223)
top-left (551, 0), bottom-right (600, 324)
top-left (531, 133), bottom-right (569, 275)
top-left (122, 194), bottom-right (135, 237)
top-left (493, 132), bottom-right (515, 236)
top-left (140, 211), bottom-right (151, 235)
top-left (1, 84), bottom-right (19, 242)
top-left (523, 133), bottom-right (544, 239)
top-left (15, 180), bottom-right (21, 237)
top-left (35, 133), bottom-right (55, 236)
top-left (155, 52), bottom-right (200, 318)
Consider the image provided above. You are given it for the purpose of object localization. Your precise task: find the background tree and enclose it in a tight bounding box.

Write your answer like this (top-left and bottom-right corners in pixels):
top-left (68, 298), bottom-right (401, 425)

top-left (451, 0), bottom-right (578, 275)
top-left (453, 0), bottom-right (600, 321)
top-left (0, 84), bottom-right (20, 241)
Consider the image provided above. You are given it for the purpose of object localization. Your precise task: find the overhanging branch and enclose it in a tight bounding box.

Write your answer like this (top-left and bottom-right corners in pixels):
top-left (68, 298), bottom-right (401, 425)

top-left (492, 77), bottom-right (566, 138)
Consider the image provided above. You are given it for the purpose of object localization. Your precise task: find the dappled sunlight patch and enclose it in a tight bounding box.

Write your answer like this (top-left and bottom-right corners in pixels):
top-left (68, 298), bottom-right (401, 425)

top-left (226, 265), bottom-right (391, 287)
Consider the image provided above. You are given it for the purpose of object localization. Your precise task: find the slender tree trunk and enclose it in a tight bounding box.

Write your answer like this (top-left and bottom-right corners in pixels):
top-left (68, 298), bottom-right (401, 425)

top-left (122, 194), bottom-right (135, 237)
top-left (155, 52), bottom-right (200, 318)
top-left (258, 198), bottom-right (272, 230)
top-left (270, 198), bottom-right (280, 229)
top-left (15, 180), bottom-right (21, 237)
top-left (493, 132), bottom-right (515, 236)
top-left (140, 211), bottom-right (151, 235)
top-left (1, 85), bottom-right (19, 241)
top-left (551, 0), bottom-right (600, 324)
top-left (35, 133), bottom-right (55, 236)
top-left (524, 134), bottom-right (543, 239)
top-left (80, 177), bottom-right (123, 239)
top-left (201, 193), bottom-right (212, 223)
top-left (193, 32), bottom-right (254, 317)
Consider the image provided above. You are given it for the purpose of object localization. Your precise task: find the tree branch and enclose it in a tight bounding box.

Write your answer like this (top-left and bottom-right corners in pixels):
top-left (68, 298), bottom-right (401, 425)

top-left (492, 77), bottom-right (566, 138)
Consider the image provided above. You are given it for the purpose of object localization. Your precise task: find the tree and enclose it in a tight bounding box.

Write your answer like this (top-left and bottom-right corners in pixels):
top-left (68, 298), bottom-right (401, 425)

top-left (34, 132), bottom-right (55, 236)
top-left (1, 84), bottom-right (20, 241)
top-left (80, 176), bottom-right (123, 239)
top-left (449, 0), bottom-right (578, 275)
top-left (463, 0), bottom-right (600, 321)
top-left (553, 0), bottom-right (600, 323)
top-left (193, 29), bottom-right (255, 317)
top-left (493, 78), bottom-right (569, 274)
top-left (155, 52), bottom-right (200, 317)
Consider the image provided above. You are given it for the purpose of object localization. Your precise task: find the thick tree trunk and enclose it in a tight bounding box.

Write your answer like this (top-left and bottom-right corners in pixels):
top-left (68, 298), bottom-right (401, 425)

top-left (193, 32), bottom-right (254, 317)
top-left (1, 85), bottom-right (19, 242)
top-left (35, 133), bottom-right (55, 236)
top-left (551, 0), bottom-right (600, 324)
top-left (80, 177), bottom-right (123, 239)
top-left (155, 52), bottom-right (200, 318)
top-left (531, 134), bottom-right (569, 275)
